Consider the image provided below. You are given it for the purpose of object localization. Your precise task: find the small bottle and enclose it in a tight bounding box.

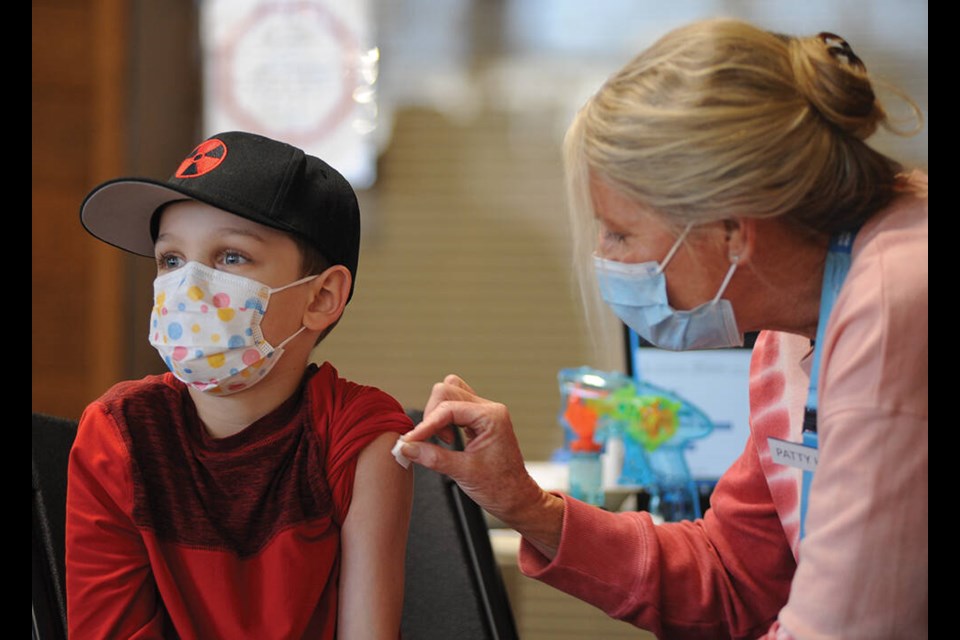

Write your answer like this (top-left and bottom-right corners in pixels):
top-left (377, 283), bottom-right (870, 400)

top-left (568, 440), bottom-right (604, 507)
top-left (601, 432), bottom-right (625, 489)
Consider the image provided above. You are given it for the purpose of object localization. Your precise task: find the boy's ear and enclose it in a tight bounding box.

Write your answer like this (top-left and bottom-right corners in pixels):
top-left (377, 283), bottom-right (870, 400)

top-left (302, 265), bottom-right (352, 331)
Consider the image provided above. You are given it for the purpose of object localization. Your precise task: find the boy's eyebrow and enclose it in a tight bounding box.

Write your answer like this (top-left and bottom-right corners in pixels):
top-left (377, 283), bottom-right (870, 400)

top-left (215, 227), bottom-right (270, 242)
top-left (155, 226), bottom-right (270, 244)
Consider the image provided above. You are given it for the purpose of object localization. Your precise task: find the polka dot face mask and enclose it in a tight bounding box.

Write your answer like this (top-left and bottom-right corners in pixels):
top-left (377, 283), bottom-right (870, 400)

top-left (149, 261), bottom-right (315, 395)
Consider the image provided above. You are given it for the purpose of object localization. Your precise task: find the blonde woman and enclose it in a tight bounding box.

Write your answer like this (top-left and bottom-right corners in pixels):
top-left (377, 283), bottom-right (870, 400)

top-left (401, 18), bottom-right (927, 639)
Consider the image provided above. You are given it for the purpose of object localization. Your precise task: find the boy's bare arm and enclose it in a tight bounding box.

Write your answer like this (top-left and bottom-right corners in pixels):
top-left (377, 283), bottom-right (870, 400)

top-left (337, 431), bottom-right (415, 639)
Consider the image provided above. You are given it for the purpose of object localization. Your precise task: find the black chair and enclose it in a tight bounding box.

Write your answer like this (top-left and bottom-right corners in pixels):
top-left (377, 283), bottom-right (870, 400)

top-left (401, 410), bottom-right (519, 640)
top-left (32, 413), bottom-right (78, 640)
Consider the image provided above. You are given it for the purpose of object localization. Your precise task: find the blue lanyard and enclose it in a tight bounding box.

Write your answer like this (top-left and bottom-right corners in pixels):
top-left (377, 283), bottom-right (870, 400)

top-left (799, 229), bottom-right (857, 541)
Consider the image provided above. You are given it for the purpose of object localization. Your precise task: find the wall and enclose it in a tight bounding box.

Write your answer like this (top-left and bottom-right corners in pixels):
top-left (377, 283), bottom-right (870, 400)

top-left (33, 0), bottom-right (128, 419)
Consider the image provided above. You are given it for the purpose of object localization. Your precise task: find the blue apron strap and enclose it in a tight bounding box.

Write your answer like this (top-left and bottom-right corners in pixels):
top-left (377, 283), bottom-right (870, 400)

top-left (799, 229), bottom-right (856, 541)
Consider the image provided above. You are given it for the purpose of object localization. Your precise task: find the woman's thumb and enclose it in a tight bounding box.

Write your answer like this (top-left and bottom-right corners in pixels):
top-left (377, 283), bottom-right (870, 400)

top-left (400, 439), bottom-right (454, 475)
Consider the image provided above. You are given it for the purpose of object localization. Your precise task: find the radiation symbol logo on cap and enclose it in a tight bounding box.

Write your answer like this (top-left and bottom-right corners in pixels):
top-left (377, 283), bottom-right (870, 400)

top-left (175, 138), bottom-right (227, 178)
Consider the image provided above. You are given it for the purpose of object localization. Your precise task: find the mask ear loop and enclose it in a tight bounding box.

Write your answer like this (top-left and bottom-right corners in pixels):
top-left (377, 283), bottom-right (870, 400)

top-left (263, 274), bottom-right (321, 347)
top-left (269, 273), bottom-right (320, 294)
top-left (656, 221), bottom-right (695, 275)
top-left (273, 324), bottom-right (309, 350)
top-left (711, 254), bottom-right (739, 303)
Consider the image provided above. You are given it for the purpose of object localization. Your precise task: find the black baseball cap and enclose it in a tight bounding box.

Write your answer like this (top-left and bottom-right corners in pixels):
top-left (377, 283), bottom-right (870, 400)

top-left (80, 131), bottom-right (361, 301)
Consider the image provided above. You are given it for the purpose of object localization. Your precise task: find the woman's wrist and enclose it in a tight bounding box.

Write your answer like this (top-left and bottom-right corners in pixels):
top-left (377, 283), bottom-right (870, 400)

top-left (505, 481), bottom-right (565, 560)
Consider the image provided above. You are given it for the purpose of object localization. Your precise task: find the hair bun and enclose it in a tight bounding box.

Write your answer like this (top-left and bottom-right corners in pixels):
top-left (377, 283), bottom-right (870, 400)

top-left (789, 32), bottom-right (884, 139)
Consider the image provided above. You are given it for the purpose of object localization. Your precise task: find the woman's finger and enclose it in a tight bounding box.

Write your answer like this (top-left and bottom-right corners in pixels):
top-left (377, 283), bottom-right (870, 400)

top-left (422, 376), bottom-right (482, 418)
top-left (403, 399), bottom-right (492, 443)
top-left (398, 438), bottom-right (463, 477)
top-left (443, 373), bottom-right (478, 396)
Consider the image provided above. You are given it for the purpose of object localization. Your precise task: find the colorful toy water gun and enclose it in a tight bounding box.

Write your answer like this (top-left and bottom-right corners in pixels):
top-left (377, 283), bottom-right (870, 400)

top-left (557, 366), bottom-right (716, 520)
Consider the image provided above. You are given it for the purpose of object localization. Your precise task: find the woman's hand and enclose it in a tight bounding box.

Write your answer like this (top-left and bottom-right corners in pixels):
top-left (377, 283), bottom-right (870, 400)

top-left (401, 374), bottom-right (565, 557)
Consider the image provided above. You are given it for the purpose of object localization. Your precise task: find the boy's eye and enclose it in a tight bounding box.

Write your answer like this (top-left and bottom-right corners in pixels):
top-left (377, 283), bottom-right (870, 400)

top-left (222, 251), bottom-right (248, 266)
top-left (157, 254), bottom-right (183, 270)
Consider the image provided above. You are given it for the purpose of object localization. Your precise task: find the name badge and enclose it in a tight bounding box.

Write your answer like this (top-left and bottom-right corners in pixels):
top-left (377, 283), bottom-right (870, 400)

top-left (767, 436), bottom-right (818, 471)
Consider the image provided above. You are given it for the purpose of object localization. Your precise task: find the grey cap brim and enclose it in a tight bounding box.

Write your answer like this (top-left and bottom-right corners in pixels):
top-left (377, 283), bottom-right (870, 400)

top-left (79, 179), bottom-right (203, 258)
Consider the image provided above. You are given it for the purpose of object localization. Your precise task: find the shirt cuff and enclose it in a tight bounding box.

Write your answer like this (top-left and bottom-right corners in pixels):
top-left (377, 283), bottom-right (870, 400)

top-left (517, 491), bottom-right (653, 585)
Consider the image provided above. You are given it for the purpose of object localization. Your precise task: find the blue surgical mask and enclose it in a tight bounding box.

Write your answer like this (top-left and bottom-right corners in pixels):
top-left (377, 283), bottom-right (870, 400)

top-left (593, 224), bottom-right (743, 350)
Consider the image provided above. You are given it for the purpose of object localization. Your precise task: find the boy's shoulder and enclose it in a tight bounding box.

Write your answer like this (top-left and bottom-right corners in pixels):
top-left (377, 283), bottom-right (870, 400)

top-left (90, 372), bottom-right (185, 428)
top-left (99, 370), bottom-right (181, 400)
top-left (304, 361), bottom-right (413, 431)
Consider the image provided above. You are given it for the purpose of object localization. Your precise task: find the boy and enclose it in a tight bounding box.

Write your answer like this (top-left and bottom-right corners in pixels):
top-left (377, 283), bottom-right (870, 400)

top-left (67, 131), bottom-right (414, 639)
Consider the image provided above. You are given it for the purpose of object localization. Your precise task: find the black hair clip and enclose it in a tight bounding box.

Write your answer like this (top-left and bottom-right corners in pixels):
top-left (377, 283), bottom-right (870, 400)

top-left (817, 32), bottom-right (866, 71)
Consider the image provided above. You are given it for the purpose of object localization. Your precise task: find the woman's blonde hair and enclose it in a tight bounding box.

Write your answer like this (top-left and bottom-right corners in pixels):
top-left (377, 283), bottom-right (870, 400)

top-left (564, 17), bottom-right (923, 340)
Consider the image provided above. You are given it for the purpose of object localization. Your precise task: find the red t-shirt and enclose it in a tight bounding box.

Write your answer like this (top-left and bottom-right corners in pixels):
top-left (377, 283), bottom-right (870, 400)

top-left (66, 362), bottom-right (412, 639)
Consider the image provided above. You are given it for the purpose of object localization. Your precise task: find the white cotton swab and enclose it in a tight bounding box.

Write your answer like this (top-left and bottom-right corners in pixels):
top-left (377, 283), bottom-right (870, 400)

top-left (391, 437), bottom-right (411, 469)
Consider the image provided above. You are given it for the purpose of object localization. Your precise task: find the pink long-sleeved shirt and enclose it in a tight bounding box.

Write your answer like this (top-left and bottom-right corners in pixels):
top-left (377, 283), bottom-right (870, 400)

top-left (520, 171), bottom-right (928, 639)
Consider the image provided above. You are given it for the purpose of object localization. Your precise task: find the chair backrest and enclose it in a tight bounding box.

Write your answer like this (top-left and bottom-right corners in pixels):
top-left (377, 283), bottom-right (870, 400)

top-left (401, 410), bottom-right (519, 640)
top-left (32, 413), bottom-right (78, 640)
